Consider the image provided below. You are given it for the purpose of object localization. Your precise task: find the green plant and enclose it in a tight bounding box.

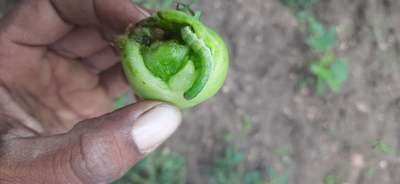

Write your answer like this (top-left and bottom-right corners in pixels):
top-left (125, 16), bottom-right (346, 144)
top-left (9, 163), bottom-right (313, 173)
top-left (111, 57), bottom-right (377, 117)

top-left (299, 13), bottom-right (337, 52)
top-left (209, 142), bottom-right (266, 184)
top-left (309, 51), bottom-right (348, 95)
top-left (209, 115), bottom-right (267, 184)
top-left (209, 144), bottom-right (245, 184)
top-left (116, 5), bottom-right (229, 108)
top-left (366, 167), bottom-right (376, 178)
top-left (266, 167), bottom-right (289, 184)
top-left (298, 12), bottom-right (348, 95)
top-left (371, 139), bottom-right (395, 155)
top-left (281, 0), bottom-right (349, 95)
top-left (323, 175), bottom-right (339, 184)
top-left (280, 0), bottom-right (319, 11)
top-left (112, 148), bottom-right (186, 184)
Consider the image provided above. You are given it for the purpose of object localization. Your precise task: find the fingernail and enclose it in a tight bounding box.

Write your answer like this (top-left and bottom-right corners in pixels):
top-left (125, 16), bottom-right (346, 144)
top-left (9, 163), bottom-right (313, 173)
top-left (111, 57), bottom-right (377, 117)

top-left (131, 104), bottom-right (181, 154)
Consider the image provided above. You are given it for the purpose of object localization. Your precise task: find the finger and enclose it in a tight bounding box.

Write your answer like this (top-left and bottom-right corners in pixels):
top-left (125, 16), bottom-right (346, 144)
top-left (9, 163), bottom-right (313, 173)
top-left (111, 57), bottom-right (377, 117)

top-left (51, 0), bottom-right (150, 34)
top-left (0, 101), bottom-right (181, 184)
top-left (83, 46), bottom-right (120, 73)
top-left (0, 0), bottom-right (73, 46)
top-left (50, 27), bottom-right (108, 59)
top-left (0, 0), bottom-right (148, 47)
top-left (99, 63), bottom-right (130, 98)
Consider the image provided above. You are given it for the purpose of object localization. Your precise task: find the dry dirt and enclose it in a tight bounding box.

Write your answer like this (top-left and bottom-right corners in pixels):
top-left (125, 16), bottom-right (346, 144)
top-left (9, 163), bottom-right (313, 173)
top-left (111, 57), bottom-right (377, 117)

top-left (172, 0), bottom-right (400, 183)
top-left (2, 0), bottom-right (400, 183)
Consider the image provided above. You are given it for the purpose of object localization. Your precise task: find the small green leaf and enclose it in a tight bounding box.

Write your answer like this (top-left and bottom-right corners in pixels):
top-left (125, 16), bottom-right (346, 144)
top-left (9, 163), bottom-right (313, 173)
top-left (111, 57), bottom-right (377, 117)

top-left (305, 25), bottom-right (337, 52)
top-left (324, 175), bottom-right (338, 184)
top-left (326, 77), bottom-right (341, 92)
top-left (371, 140), bottom-right (395, 155)
top-left (331, 59), bottom-right (348, 83)
top-left (310, 63), bottom-right (332, 80)
top-left (309, 51), bottom-right (347, 94)
top-left (307, 17), bottom-right (324, 35)
top-left (366, 167), bottom-right (376, 177)
top-left (280, 0), bottom-right (319, 11)
top-left (325, 59), bottom-right (348, 92)
top-left (226, 146), bottom-right (245, 165)
top-left (241, 114), bottom-right (254, 134)
top-left (223, 132), bottom-right (235, 143)
top-left (244, 171), bottom-right (264, 184)
top-left (320, 51), bottom-right (334, 66)
top-left (267, 167), bottom-right (289, 184)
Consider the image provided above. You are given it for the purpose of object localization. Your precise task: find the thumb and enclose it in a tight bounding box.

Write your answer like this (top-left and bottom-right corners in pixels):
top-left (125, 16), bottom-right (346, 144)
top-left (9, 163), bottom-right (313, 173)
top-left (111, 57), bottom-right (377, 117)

top-left (69, 101), bottom-right (182, 183)
top-left (0, 101), bottom-right (181, 184)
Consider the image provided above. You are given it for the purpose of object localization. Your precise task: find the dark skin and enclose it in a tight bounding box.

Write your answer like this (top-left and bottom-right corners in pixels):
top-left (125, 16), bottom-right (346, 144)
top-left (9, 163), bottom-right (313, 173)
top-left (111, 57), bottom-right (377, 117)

top-left (0, 0), bottom-right (169, 183)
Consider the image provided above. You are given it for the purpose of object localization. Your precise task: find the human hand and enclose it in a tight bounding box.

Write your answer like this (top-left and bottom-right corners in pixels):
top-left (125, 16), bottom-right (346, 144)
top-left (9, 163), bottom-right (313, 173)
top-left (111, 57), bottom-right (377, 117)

top-left (0, 0), bottom-right (181, 183)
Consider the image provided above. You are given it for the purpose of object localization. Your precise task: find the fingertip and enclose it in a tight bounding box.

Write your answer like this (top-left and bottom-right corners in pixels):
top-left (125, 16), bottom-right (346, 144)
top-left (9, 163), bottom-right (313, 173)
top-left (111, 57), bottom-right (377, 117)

top-left (93, 0), bottom-right (149, 33)
top-left (131, 103), bottom-right (181, 154)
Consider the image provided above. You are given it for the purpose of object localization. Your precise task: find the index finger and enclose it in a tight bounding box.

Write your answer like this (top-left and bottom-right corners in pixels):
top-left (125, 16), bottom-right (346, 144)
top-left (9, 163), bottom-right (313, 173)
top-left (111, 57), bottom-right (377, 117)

top-left (52, 0), bottom-right (149, 35)
top-left (0, 0), bottom-right (147, 46)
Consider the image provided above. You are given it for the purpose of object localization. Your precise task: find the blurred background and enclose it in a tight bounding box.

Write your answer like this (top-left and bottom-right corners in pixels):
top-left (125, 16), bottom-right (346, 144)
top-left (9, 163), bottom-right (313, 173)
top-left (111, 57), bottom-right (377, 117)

top-left (2, 0), bottom-right (400, 184)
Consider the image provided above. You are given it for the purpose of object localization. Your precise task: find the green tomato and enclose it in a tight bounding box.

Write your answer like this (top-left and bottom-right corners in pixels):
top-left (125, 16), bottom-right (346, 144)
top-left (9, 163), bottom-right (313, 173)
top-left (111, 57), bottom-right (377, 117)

top-left (116, 9), bottom-right (229, 108)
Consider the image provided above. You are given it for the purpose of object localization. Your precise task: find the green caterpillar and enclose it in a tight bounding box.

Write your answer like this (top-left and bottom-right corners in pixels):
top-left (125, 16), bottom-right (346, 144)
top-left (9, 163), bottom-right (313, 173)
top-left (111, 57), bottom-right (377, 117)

top-left (116, 6), bottom-right (228, 108)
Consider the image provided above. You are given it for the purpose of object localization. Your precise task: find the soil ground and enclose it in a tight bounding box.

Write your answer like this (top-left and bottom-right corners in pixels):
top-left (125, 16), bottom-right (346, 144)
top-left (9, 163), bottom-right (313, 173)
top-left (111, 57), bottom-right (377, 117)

top-left (175, 0), bottom-right (400, 183)
top-left (2, 0), bottom-right (400, 183)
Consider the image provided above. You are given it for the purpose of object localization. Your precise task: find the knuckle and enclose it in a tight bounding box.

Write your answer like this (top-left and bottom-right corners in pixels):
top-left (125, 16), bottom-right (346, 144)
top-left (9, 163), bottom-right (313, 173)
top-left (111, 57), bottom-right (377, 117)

top-left (70, 132), bottom-right (130, 183)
